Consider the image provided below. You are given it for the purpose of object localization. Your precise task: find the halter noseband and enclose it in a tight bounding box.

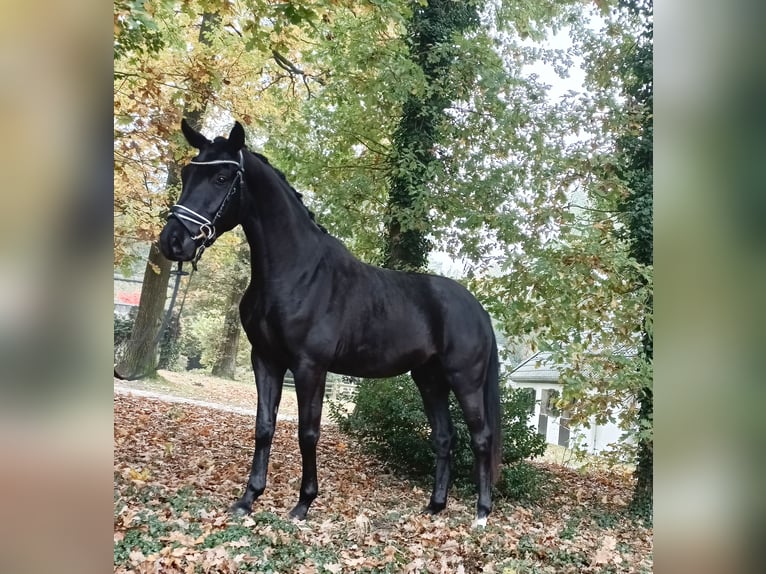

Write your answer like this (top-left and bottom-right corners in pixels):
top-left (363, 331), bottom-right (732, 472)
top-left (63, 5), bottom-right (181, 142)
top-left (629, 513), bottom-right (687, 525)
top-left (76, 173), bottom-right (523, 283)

top-left (168, 150), bottom-right (244, 269)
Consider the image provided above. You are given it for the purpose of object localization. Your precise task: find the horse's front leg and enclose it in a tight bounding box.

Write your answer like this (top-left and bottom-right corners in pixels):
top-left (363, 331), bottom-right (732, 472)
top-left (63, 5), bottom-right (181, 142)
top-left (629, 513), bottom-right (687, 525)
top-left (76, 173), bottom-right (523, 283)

top-left (230, 352), bottom-right (285, 514)
top-left (288, 363), bottom-right (327, 520)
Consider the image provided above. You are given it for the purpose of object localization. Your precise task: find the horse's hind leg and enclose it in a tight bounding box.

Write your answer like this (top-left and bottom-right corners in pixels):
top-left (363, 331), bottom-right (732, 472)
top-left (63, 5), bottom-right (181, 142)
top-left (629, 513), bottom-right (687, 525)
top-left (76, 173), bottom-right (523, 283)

top-left (289, 363), bottom-right (327, 520)
top-left (412, 365), bottom-right (455, 514)
top-left (451, 380), bottom-right (494, 525)
top-left (230, 353), bottom-right (285, 514)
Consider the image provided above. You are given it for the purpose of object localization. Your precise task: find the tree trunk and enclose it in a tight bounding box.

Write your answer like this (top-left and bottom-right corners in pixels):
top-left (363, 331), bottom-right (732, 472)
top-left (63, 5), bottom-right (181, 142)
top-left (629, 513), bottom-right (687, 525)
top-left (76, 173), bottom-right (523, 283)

top-left (211, 247), bottom-right (249, 379)
top-left (114, 161), bottom-right (180, 379)
top-left (383, 0), bottom-right (480, 271)
top-left (114, 242), bottom-right (171, 379)
top-left (384, 98), bottom-right (433, 270)
top-left (114, 11), bottom-right (221, 379)
top-left (611, 0), bottom-right (652, 518)
top-left (631, 296), bottom-right (653, 518)
top-left (630, 386), bottom-right (653, 518)
top-left (211, 286), bottom-right (244, 379)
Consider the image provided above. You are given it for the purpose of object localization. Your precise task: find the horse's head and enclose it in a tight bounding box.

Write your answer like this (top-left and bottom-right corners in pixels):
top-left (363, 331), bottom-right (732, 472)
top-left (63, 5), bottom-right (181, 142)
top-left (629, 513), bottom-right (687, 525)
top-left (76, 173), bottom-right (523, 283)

top-left (159, 120), bottom-right (246, 264)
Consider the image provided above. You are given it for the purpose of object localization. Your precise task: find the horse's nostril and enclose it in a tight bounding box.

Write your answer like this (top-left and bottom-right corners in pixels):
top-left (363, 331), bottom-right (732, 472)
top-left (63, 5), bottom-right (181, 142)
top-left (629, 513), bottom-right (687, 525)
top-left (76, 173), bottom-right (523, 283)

top-left (171, 234), bottom-right (182, 253)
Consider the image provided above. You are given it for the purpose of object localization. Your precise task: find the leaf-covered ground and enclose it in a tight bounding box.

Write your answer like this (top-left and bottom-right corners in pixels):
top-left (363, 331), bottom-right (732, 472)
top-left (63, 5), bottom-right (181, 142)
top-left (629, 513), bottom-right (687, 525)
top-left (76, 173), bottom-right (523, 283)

top-left (114, 392), bottom-right (652, 573)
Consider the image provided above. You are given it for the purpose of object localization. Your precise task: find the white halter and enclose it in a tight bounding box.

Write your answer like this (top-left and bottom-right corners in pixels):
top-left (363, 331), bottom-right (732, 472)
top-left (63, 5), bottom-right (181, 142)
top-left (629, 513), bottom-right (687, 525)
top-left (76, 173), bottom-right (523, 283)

top-left (168, 150), bottom-right (245, 269)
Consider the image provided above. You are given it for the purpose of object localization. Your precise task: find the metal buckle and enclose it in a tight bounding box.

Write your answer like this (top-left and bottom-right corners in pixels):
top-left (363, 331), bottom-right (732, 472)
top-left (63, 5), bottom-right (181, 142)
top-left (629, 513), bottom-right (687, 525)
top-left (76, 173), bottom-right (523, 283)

top-left (192, 223), bottom-right (215, 241)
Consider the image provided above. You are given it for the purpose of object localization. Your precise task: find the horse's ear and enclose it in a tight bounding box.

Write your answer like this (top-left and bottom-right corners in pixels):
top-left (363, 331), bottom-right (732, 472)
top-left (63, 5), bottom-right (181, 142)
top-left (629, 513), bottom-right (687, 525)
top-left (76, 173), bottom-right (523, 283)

top-left (228, 121), bottom-right (246, 151)
top-left (181, 118), bottom-right (211, 149)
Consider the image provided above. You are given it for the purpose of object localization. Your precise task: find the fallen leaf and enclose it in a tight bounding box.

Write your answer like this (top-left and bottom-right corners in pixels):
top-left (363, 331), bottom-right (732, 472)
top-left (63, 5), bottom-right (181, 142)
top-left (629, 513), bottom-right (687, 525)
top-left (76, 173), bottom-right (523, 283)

top-left (405, 557), bottom-right (425, 573)
top-left (440, 539), bottom-right (460, 552)
top-left (593, 534), bottom-right (618, 565)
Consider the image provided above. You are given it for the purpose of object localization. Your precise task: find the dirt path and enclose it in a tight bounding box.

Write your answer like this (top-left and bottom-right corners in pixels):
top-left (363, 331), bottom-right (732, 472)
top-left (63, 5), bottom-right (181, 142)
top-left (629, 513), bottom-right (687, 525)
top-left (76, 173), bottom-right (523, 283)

top-left (113, 383), bottom-right (302, 421)
top-left (114, 370), bottom-right (312, 422)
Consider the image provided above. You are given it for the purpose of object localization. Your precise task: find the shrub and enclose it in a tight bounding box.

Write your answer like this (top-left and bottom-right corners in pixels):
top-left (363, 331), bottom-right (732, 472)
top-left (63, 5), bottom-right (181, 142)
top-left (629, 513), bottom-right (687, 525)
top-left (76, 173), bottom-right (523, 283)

top-left (496, 461), bottom-right (547, 501)
top-left (114, 314), bottom-right (134, 348)
top-left (330, 376), bottom-right (435, 480)
top-left (114, 314), bottom-right (135, 362)
top-left (329, 374), bottom-right (548, 500)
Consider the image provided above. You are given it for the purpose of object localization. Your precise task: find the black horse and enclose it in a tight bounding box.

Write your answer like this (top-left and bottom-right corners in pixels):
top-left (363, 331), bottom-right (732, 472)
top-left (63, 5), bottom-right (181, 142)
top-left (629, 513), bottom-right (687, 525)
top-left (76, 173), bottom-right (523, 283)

top-left (159, 121), bottom-right (502, 526)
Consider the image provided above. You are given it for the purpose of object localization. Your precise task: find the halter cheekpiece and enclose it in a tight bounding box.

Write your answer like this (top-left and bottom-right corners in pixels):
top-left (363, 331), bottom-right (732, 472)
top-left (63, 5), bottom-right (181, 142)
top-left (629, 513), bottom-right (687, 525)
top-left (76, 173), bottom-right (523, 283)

top-left (168, 150), bottom-right (244, 269)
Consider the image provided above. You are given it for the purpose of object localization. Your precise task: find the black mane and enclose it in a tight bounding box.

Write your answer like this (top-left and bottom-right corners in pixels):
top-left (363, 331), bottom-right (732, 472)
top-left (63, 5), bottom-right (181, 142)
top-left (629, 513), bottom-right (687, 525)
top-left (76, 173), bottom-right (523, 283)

top-left (251, 150), bottom-right (327, 233)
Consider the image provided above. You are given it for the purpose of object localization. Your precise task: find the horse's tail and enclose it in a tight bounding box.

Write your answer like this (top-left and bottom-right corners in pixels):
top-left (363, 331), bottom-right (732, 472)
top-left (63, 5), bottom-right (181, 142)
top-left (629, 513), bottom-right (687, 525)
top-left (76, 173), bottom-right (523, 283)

top-left (485, 331), bottom-right (502, 484)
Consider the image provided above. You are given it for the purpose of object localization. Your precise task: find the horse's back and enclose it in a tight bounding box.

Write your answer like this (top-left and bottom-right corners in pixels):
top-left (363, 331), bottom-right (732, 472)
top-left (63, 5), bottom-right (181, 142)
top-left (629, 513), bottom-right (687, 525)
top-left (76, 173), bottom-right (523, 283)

top-left (326, 261), bottom-right (492, 377)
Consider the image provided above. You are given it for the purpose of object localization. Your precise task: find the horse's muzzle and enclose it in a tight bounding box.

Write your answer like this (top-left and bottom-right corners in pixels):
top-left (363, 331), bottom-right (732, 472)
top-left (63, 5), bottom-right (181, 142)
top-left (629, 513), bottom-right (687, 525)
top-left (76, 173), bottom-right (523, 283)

top-left (159, 220), bottom-right (197, 262)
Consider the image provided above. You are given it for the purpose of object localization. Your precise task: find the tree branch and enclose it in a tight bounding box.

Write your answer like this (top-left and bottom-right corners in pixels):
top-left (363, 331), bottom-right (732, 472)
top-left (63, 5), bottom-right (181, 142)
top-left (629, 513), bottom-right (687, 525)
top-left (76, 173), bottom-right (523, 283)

top-left (272, 50), bottom-right (305, 76)
top-left (271, 49), bottom-right (326, 99)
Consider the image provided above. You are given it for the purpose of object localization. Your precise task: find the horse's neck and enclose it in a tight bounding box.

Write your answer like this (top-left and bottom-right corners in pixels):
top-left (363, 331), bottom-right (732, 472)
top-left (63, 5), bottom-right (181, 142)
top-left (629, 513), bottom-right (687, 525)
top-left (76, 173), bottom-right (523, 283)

top-left (240, 155), bottom-right (323, 285)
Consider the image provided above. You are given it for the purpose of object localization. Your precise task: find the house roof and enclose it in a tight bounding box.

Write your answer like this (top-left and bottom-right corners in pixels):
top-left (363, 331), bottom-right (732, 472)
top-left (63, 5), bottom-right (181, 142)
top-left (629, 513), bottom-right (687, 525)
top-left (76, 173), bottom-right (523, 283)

top-left (508, 351), bottom-right (560, 383)
top-left (508, 345), bottom-right (639, 384)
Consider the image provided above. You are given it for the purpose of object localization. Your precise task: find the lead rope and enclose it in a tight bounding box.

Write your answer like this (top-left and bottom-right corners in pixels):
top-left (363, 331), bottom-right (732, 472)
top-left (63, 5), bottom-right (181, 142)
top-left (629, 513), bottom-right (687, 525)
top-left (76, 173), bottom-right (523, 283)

top-left (152, 261), bottom-right (193, 349)
top-left (174, 262), bottom-right (194, 321)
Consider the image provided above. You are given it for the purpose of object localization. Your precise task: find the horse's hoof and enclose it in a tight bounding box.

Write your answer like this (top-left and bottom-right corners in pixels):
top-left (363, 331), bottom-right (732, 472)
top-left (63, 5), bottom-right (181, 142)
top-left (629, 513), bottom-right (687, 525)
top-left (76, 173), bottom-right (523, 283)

top-left (229, 500), bottom-right (252, 515)
top-left (423, 501), bottom-right (446, 515)
top-left (288, 505), bottom-right (308, 521)
top-left (471, 516), bottom-right (488, 529)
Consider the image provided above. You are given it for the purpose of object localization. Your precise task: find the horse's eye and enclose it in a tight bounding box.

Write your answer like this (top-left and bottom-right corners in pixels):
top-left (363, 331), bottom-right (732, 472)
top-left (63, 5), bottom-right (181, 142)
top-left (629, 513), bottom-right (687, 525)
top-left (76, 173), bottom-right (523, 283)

top-left (216, 175), bottom-right (227, 184)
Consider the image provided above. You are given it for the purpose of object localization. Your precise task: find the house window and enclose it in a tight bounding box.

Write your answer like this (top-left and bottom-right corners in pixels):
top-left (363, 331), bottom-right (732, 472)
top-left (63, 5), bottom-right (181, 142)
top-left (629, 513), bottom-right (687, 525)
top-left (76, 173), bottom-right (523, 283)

top-left (537, 388), bottom-right (558, 438)
top-left (541, 389), bottom-right (560, 417)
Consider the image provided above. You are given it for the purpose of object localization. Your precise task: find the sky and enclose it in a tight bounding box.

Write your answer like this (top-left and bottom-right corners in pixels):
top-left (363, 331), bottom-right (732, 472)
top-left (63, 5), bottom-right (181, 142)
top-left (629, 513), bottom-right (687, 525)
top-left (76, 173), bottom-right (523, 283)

top-left (429, 22), bottom-right (590, 278)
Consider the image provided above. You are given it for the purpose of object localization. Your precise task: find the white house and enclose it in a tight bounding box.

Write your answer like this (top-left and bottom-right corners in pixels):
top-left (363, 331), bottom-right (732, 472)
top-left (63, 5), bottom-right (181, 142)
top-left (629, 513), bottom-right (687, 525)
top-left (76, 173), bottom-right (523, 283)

top-left (508, 351), bottom-right (625, 454)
